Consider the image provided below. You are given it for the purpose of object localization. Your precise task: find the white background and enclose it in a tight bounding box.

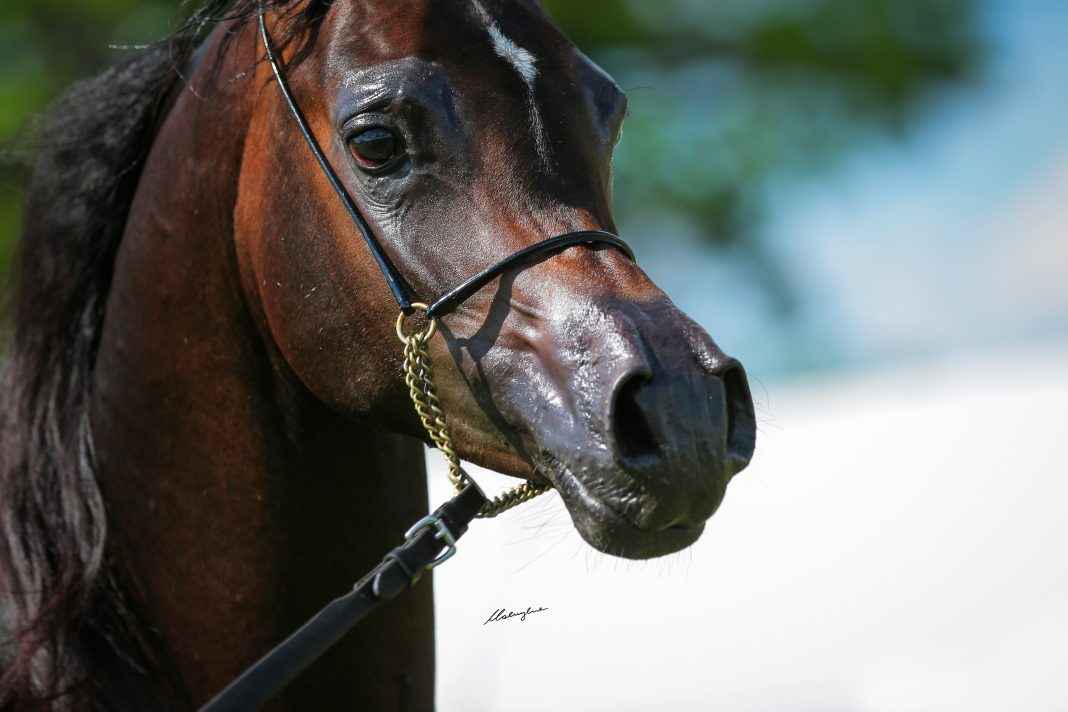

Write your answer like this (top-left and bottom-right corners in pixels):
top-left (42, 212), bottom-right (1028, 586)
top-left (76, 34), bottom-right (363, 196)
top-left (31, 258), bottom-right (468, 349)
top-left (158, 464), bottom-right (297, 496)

top-left (431, 344), bottom-right (1068, 711)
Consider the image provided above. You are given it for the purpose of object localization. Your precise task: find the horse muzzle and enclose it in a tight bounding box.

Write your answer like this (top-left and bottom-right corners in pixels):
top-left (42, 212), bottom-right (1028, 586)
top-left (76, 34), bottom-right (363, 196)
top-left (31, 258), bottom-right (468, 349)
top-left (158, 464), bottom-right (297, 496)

top-left (527, 298), bottom-right (756, 559)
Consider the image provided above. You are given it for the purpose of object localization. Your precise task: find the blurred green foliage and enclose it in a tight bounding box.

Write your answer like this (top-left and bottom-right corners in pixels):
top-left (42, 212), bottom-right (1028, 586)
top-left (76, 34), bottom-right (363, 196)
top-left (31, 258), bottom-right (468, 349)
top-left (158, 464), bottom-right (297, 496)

top-left (0, 0), bottom-right (185, 284)
top-left (0, 0), bottom-right (981, 292)
top-left (541, 0), bottom-right (980, 243)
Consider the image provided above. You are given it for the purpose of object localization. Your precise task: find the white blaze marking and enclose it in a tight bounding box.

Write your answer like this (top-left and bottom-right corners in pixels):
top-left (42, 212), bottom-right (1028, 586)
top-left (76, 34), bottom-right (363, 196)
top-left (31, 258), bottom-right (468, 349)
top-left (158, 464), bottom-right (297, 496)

top-left (486, 24), bottom-right (538, 85)
top-left (471, 0), bottom-right (548, 163)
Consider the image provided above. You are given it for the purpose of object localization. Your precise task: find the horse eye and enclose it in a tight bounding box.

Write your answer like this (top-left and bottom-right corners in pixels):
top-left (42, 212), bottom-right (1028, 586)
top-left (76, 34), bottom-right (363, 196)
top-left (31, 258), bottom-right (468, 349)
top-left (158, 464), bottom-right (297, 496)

top-left (348, 127), bottom-right (400, 168)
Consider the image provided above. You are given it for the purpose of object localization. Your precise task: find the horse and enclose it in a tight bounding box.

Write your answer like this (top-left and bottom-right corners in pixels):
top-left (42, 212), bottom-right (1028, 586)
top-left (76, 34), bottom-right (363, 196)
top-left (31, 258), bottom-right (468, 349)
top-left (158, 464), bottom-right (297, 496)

top-left (0, 0), bottom-right (757, 708)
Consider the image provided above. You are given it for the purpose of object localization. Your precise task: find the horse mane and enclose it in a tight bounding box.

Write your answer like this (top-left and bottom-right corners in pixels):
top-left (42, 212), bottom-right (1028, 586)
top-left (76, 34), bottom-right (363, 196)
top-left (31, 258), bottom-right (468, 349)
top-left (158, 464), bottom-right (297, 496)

top-left (0, 2), bottom-right (326, 708)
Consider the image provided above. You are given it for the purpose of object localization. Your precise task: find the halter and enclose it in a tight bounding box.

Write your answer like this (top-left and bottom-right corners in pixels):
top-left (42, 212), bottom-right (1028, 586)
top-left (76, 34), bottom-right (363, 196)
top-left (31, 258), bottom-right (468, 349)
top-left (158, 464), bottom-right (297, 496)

top-left (256, 10), bottom-right (633, 517)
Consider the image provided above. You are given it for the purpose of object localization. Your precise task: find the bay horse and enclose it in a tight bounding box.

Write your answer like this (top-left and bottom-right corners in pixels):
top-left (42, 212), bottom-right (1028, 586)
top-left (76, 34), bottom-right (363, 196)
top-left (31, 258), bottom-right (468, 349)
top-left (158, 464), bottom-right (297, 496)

top-left (0, 0), bottom-right (756, 709)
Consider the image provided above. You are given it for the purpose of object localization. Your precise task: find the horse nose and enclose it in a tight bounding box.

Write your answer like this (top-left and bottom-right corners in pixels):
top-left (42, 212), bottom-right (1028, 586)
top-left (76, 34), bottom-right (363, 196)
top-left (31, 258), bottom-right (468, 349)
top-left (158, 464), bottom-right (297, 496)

top-left (719, 359), bottom-right (757, 474)
top-left (608, 358), bottom-right (756, 476)
top-left (609, 369), bottom-right (658, 462)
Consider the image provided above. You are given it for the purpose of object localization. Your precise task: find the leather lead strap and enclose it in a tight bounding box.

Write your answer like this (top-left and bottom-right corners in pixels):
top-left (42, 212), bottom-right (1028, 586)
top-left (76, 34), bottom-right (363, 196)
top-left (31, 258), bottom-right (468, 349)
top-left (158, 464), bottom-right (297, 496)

top-left (197, 484), bottom-right (487, 712)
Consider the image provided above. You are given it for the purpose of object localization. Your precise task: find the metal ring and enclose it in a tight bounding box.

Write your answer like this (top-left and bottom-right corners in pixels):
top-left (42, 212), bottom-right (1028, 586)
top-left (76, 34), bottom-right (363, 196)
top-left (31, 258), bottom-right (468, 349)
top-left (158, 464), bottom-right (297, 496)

top-left (403, 513), bottom-right (458, 569)
top-left (396, 302), bottom-right (437, 342)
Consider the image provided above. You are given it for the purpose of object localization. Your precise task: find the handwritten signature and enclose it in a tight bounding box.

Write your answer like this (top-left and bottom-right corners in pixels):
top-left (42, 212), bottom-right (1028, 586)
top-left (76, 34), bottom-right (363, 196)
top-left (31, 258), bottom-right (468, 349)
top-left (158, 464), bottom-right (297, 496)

top-left (484, 605), bottom-right (549, 625)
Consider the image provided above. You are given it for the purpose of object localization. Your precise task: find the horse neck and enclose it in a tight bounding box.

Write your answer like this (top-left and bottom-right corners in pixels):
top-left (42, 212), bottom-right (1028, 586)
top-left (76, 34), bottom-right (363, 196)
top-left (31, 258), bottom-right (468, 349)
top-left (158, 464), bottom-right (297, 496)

top-left (88, 27), bottom-right (434, 709)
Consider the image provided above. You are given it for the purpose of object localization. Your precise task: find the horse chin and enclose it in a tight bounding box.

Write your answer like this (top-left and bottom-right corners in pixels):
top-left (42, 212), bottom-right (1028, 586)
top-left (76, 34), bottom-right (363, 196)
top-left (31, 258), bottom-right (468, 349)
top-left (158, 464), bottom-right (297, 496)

top-left (538, 457), bottom-right (707, 560)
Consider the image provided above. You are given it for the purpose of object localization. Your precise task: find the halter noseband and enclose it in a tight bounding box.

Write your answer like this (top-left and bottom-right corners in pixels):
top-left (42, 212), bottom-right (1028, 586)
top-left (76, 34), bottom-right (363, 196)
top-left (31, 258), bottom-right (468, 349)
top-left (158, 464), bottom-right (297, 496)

top-left (256, 12), bottom-right (634, 318)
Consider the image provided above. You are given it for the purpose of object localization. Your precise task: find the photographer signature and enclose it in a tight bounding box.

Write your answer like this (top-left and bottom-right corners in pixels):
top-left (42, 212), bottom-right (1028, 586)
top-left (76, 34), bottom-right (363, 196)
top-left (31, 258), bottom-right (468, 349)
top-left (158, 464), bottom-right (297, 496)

top-left (484, 605), bottom-right (549, 625)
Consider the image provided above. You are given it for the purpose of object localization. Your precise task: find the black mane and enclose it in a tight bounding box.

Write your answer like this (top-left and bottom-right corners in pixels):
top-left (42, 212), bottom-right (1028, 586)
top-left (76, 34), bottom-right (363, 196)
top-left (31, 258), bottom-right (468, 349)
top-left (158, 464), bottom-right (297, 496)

top-left (0, 3), bottom-right (326, 708)
top-left (0, 34), bottom-right (199, 711)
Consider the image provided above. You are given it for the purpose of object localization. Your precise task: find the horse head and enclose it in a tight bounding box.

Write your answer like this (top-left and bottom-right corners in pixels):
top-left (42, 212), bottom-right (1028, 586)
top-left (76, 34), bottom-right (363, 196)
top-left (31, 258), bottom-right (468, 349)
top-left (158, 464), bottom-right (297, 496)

top-left (1, 0), bottom-right (761, 706)
top-left (241, 0), bottom-right (756, 559)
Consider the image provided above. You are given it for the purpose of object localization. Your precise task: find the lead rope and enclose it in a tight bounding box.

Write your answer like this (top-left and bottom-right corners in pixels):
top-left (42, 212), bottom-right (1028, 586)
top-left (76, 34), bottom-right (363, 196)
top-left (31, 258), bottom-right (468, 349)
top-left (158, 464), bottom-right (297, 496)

top-left (397, 304), bottom-right (550, 518)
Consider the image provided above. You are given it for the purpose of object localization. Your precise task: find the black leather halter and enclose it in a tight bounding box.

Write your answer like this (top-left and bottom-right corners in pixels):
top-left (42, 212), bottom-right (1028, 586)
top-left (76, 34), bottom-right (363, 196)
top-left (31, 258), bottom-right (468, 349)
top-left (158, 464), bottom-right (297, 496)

top-left (256, 11), bottom-right (634, 320)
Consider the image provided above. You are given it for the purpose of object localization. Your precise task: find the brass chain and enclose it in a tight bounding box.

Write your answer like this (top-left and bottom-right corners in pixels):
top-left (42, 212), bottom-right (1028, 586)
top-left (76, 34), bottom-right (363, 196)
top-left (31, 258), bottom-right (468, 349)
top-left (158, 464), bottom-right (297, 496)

top-left (396, 304), bottom-right (550, 518)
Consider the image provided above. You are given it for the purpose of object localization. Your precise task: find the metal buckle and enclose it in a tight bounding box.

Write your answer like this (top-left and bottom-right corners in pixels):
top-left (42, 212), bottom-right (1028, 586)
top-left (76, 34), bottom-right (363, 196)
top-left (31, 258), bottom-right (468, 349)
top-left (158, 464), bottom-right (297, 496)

top-left (405, 514), bottom-right (457, 569)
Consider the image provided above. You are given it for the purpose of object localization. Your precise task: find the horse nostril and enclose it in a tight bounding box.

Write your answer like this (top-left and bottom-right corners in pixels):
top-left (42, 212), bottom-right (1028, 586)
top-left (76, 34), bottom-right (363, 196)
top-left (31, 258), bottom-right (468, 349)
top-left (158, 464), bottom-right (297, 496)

top-left (611, 372), bottom-right (660, 462)
top-left (721, 361), bottom-right (756, 474)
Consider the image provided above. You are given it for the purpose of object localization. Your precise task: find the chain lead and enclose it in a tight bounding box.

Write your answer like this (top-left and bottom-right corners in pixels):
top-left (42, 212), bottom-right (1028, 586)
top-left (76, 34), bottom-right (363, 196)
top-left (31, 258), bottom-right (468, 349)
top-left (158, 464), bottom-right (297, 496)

top-left (397, 305), bottom-right (550, 518)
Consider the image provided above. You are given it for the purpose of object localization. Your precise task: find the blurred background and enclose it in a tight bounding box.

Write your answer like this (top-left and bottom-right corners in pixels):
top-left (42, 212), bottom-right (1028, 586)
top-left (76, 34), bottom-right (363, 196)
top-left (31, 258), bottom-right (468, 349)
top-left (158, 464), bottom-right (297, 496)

top-left (2, 0), bottom-right (1066, 710)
